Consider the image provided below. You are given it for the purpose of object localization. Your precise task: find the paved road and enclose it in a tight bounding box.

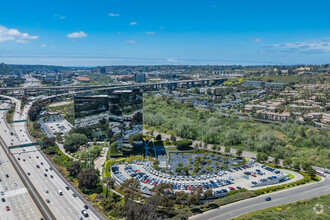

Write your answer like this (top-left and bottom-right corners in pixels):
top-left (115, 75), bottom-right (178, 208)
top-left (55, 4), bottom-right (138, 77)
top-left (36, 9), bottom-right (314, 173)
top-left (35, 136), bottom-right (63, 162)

top-left (0, 97), bottom-right (105, 220)
top-left (190, 176), bottom-right (330, 220)
top-left (0, 126), bottom-right (42, 219)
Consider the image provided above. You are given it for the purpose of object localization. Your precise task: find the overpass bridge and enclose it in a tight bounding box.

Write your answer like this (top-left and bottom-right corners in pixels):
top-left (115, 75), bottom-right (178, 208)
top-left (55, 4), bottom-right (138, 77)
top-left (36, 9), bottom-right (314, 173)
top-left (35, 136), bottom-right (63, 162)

top-left (0, 78), bottom-right (226, 95)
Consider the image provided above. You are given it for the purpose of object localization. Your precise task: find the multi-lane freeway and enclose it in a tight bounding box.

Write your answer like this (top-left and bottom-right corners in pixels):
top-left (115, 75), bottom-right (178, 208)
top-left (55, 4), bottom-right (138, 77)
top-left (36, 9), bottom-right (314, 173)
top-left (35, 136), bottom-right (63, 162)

top-left (0, 96), bottom-right (105, 220)
top-left (0, 101), bottom-right (42, 219)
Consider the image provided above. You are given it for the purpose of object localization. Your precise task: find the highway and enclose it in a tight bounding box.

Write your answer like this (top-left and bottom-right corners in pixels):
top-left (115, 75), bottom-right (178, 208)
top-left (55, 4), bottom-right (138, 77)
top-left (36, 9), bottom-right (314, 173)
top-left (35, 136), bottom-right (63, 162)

top-left (0, 103), bottom-right (42, 220)
top-left (0, 96), bottom-right (105, 220)
top-left (190, 176), bottom-right (330, 220)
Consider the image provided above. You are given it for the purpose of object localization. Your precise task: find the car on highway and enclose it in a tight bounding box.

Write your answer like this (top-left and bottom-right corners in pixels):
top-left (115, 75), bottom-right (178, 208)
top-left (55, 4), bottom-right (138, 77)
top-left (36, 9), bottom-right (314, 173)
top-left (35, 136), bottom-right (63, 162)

top-left (84, 205), bottom-right (89, 209)
top-left (44, 173), bottom-right (47, 177)
top-left (36, 165), bottom-right (40, 168)
top-left (13, 182), bottom-right (17, 186)
top-left (46, 199), bottom-right (50, 203)
top-left (0, 192), bottom-right (4, 196)
top-left (4, 186), bottom-right (8, 190)
top-left (5, 174), bottom-right (9, 178)
top-left (265, 197), bottom-right (272, 201)
top-left (1, 198), bottom-right (5, 202)
top-left (72, 193), bottom-right (77, 197)
top-left (27, 172), bottom-right (31, 176)
top-left (65, 186), bottom-right (70, 190)
top-left (5, 205), bottom-right (10, 211)
top-left (45, 190), bottom-right (49, 193)
top-left (18, 158), bottom-right (20, 160)
top-left (50, 175), bottom-right (54, 178)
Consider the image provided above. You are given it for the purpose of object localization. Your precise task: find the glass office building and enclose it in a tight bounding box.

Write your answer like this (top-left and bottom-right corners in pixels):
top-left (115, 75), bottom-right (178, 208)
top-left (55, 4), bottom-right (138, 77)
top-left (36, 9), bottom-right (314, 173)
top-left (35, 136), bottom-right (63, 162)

top-left (73, 89), bottom-right (143, 156)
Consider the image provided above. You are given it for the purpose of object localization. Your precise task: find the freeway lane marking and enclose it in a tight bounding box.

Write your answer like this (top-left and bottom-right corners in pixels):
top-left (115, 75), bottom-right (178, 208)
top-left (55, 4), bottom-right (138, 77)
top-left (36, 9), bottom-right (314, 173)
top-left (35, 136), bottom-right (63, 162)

top-left (3, 187), bottom-right (28, 197)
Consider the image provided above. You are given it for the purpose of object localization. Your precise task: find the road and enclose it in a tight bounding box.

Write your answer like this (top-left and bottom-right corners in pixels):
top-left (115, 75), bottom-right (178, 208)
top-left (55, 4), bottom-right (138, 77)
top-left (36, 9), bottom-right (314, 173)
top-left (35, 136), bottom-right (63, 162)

top-left (190, 175), bottom-right (330, 220)
top-left (0, 104), bottom-right (42, 220)
top-left (0, 96), bottom-right (105, 220)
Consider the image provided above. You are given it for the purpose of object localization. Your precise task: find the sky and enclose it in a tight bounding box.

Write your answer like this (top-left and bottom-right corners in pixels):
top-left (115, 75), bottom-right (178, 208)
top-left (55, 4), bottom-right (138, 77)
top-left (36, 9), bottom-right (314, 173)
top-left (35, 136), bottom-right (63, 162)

top-left (1, 0), bottom-right (330, 66)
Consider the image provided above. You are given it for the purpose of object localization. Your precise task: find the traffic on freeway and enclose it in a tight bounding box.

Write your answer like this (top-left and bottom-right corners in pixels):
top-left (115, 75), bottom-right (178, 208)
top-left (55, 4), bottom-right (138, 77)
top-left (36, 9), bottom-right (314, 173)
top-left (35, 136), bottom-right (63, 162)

top-left (0, 96), bottom-right (103, 220)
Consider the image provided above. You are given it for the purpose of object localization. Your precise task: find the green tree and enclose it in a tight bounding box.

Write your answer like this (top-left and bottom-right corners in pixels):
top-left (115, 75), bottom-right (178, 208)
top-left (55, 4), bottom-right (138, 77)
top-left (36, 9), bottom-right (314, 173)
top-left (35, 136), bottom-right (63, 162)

top-left (175, 139), bottom-right (193, 150)
top-left (78, 168), bottom-right (99, 191)
top-left (283, 158), bottom-right (292, 167)
top-left (155, 134), bottom-right (162, 141)
top-left (66, 161), bottom-right (81, 177)
top-left (306, 166), bottom-right (316, 178)
top-left (170, 134), bottom-right (176, 142)
top-left (182, 166), bottom-right (189, 175)
top-left (178, 162), bottom-right (183, 167)
top-left (236, 146), bottom-right (244, 157)
top-left (225, 146), bottom-right (231, 154)
top-left (64, 133), bottom-right (88, 153)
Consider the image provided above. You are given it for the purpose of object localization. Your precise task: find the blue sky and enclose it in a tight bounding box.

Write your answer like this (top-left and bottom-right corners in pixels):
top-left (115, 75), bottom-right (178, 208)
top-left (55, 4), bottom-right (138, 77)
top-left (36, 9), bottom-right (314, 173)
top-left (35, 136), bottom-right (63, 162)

top-left (1, 0), bottom-right (330, 66)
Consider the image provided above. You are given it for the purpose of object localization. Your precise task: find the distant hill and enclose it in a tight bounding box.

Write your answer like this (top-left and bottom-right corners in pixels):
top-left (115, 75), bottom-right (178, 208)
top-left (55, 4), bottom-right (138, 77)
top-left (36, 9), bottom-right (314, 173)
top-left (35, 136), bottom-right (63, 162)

top-left (0, 63), bottom-right (13, 75)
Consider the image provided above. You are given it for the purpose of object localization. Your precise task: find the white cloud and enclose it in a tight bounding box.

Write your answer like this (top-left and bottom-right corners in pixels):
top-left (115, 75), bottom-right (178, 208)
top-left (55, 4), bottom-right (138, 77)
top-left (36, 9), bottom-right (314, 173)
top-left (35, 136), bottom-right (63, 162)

top-left (67, 31), bottom-right (87, 38)
top-left (167, 58), bottom-right (178, 63)
top-left (272, 38), bottom-right (330, 53)
top-left (108, 13), bottom-right (120, 17)
top-left (146, 31), bottom-right (154, 35)
top-left (0, 25), bottom-right (38, 43)
top-left (129, 21), bottom-right (138, 25)
top-left (124, 40), bottom-right (137, 44)
top-left (40, 44), bottom-right (46, 47)
top-left (249, 38), bottom-right (262, 42)
top-left (54, 14), bottom-right (66, 19)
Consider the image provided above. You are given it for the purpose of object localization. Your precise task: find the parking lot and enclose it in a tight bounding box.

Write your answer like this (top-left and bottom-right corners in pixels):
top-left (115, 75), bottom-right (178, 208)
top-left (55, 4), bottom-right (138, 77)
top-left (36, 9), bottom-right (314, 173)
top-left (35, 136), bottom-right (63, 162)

top-left (40, 114), bottom-right (73, 137)
top-left (112, 159), bottom-right (302, 198)
top-left (169, 152), bottom-right (240, 175)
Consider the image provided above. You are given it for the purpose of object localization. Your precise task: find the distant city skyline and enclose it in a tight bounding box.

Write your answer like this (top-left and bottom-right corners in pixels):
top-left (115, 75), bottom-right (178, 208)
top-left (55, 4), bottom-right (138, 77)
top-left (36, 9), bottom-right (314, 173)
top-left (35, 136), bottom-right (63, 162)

top-left (1, 0), bottom-right (330, 66)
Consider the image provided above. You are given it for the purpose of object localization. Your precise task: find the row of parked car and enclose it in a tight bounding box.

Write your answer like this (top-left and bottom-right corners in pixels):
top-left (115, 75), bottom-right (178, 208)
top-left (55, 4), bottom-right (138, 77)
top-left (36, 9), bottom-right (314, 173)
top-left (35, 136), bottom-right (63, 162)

top-left (261, 165), bottom-right (281, 174)
top-left (112, 165), bottom-right (128, 183)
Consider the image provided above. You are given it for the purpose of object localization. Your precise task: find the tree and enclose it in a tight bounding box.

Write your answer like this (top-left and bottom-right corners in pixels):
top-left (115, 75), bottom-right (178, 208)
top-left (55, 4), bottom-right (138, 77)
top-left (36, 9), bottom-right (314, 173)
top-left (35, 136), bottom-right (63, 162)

top-left (56, 133), bottom-right (63, 142)
top-left (293, 162), bottom-right (300, 171)
top-left (273, 156), bottom-right (280, 166)
top-left (170, 134), bottom-right (176, 142)
top-left (204, 189), bottom-right (213, 199)
top-left (236, 146), bottom-right (244, 157)
top-left (42, 137), bottom-right (55, 149)
top-left (66, 161), bottom-right (81, 177)
top-left (182, 166), bottom-right (189, 175)
top-left (283, 158), bottom-right (292, 167)
top-left (64, 133), bottom-right (88, 153)
top-left (121, 178), bottom-right (141, 199)
top-left (225, 146), bottom-right (231, 154)
top-left (155, 134), bottom-right (162, 141)
top-left (211, 145), bottom-right (216, 151)
top-left (306, 166), bottom-right (316, 178)
top-left (78, 168), bottom-right (99, 190)
top-left (178, 162), bottom-right (183, 167)
top-left (175, 139), bottom-right (193, 150)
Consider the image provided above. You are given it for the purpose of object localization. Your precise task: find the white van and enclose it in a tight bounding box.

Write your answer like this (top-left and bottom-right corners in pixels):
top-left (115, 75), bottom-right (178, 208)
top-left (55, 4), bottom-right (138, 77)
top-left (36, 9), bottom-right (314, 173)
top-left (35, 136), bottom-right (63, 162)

top-left (58, 190), bottom-right (63, 195)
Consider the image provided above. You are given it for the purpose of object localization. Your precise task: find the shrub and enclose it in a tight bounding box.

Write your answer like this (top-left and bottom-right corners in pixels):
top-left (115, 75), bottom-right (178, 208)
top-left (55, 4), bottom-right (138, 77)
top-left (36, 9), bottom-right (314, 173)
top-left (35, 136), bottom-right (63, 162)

top-left (175, 139), bottom-right (193, 150)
